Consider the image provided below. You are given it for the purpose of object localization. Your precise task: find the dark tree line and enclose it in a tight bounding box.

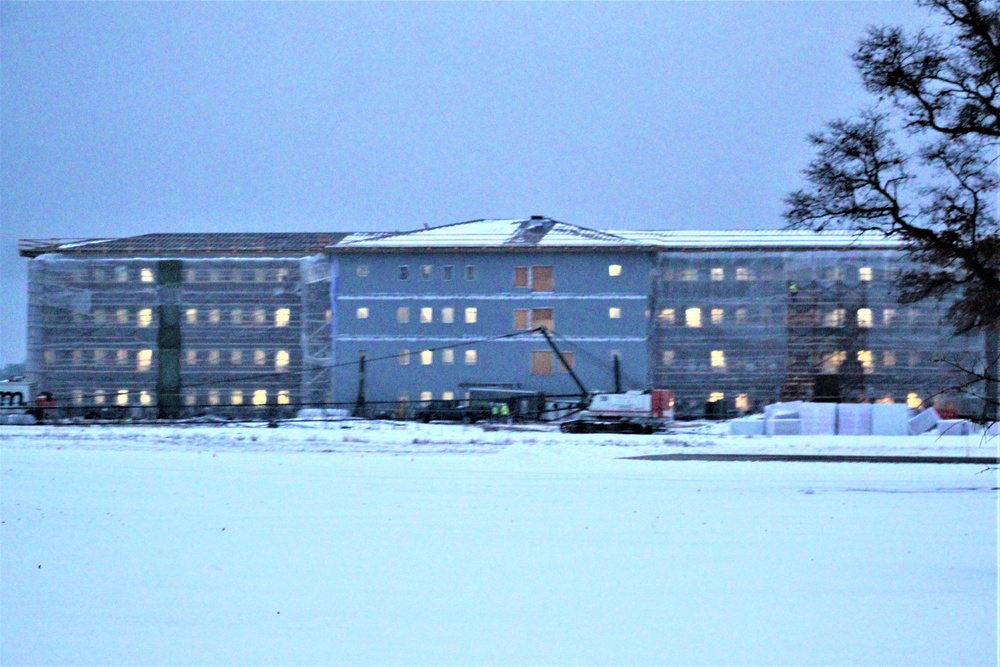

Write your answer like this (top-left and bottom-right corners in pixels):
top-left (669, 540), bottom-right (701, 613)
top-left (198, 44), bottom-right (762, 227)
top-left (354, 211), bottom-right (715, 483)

top-left (785, 0), bottom-right (999, 420)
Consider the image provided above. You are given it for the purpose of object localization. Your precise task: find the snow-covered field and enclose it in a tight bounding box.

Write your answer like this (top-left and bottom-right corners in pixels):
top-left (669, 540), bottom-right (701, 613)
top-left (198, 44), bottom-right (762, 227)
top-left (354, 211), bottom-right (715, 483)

top-left (2, 422), bottom-right (997, 666)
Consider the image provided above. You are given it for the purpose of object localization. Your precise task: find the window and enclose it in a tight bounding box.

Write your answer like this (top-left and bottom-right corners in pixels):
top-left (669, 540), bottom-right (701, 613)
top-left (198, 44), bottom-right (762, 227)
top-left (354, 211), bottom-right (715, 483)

top-left (442, 266), bottom-right (453, 281)
top-left (859, 267), bottom-right (873, 281)
top-left (115, 266), bottom-right (129, 282)
top-left (357, 265), bottom-right (370, 277)
top-left (420, 307), bottom-right (433, 324)
top-left (735, 308), bottom-right (748, 325)
top-left (93, 309), bottom-right (107, 324)
top-left (821, 350), bottom-right (847, 373)
top-left (140, 267), bottom-right (154, 283)
top-left (356, 307), bottom-right (369, 319)
top-left (685, 307), bottom-right (702, 328)
top-left (137, 349), bottom-right (153, 372)
top-left (231, 390), bottom-right (244, 406)
top-left (531, 350), bottom-right (554, 376)
top-left (442, 349), bottom-right (455, 364)
top-left (420, 391), bottom-right (433, 403)
top-left (710, 267), bottom-right (724, 281)
top-left (277, 390), bottom-right (290, 405)
top-left (825, 267), bottom-right (843, 281)
top-left (276, 268), bottom-right (289, 283)
top-left (397, 307), bottom-right (410, 323)
top-left (116, 308), bottom-right (129, 324)
top-left (399, 349), bottom-right (411, 366)
top-left (275, 350), bottom-right (290, 370)
top-left (558, 352), bottom-right (575, 373)
top-left (825, 308), bottom-right (845, 327)
top-left (441, 307), bottom-right (454, 324)
top-left (442, 391), bottom-right (455, 401)
top-left (708, 391), bottom-right (725, 403)
top-left (140, 391), bottom-right (152, 406)
top-left (658, 309), bottom-right (676, 324)
top-left (208, 390), bottom-right (220, 406)
top-left (418, 350), bottom-right (433, 366)
top-left (883, 350), bottom-right (896, 367)
top-left (399, 266), bottom-right (409, 280)
top-left (115, 389), bottom-right (129, 406)
top-left (421, 265), bottom-right (432, 280)
top-left (711, 350), bottom-right (727, 370)
top-left (909, 351), bottom-right (921, 367)
top-left (735, 267), bottom-right (751, 281)
top-left (72, 350), bottom-right (82, 364)
top-left (609, 307), bottom-right (622, 319)
top-left (464, 349), bottom-right (477, 365)
top-left (254, 269), bottom-right (266, 283)
top-left (681, 268), bottom-right (698, 281)
top-left (209, 309), bottom-right (221, 324)
top-left (185, 309), bottom-right (198, 324)
top-left (253, 309), bottom-right (266, 324)
top-left (735, 394), bottom-right (749, 411)
top-left (662, 350), bottom-right (675, 366)
top-left (185, 350), bottom-right (197, 365)
top-left (609, 264), bottom-right (622, 277)
top-left (231, 350), bottom-right (243, 365)
top-left (94, 390), bottom-right (106, 405)
top-left (184, 391), bottom-right (196, 407)
top-left (711, 308), bottom-right (724, 325)
top-left (465, 265), bottom-right (476, 281)
top-left (209, 269), bottom-right (222, 282)
top-left (115, 349), bottom-right (128, 365)
top-left (137, 309), bottom-right (153, 328)
top-left (274, 308), bottom-right (290, 327)
top-left (533, 308), bottom-right (554, 330)
top-left (252, 390), bottom-right (268, 406)
top-left (93, 349), bottom-right (106, 364)
top-left (883, 308), bottom-right (897, 326)
top-left (514, 267), bottom-right (529, 288)
top-left (857, 308), bottom-right (873, 328)
top-left (254, 350), bottom-right (266, 366)
top-left (231, 309), bottom-right (243, 325)
top-left (465, 307), bottom-right (477, 324)
top-left (907, 392), bottom-right (922, 409)
top-left (514, 309), bottom-right (529, 330)
top-left (857, 350), bottom-right (874, 373)
top-left (532, 266), bottom-right (553, 291)
top-left (208, 350), bottom-right (220, 365)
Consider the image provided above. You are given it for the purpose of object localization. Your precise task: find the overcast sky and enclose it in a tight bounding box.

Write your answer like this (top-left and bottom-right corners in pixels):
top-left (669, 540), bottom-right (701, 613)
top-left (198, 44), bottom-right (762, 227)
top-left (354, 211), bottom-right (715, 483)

top-left (0, 2), bottom-right (933, 366)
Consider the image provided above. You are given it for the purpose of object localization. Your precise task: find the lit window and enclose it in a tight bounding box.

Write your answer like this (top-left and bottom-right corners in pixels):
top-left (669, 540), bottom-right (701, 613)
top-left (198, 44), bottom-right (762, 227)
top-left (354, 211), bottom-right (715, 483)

top-left (275, 350), bottom-right (290, 370)
top-left (735, 308), bottom-right (748, 325)
top-left (609, 264), bottom-right (622, 277)
top-left (254, 309), bottom-right (267, 324)
top-left (662, 350), bottom-right (675, 366)
top-left (708, 391), bottom-right (725, 403)
top-left (185, 309), bottom-right (198, 324)
top-left (140, 268), bottom-right (154, 283)
top-left (857, 350), bottom-right (874, 373)
top-left (609, 307), bottom-right (622, 319)
top-left (825, 309), bottom-right (845, 327)
top-left (277, 309), bottom-right (292, 327)
top-left (399, 349), bottom-right (411, 366)
top-left (277, 390), bottom-right (290, 405)
top-left (356, 307), bottom-right (369, 319)
top-left (441, 307), bottom-right (454, 324)
top-left (116, 308), bottom-right (129, 324)
top-left (94, 390), bottom-right (106, 405)
top-left (420, 350), bottom-right (433, 365)
top-left (231, 350), bottom-right (243, 365)
top-left (465, 307), bottom-right (477, 324)
top-left (735, 267), bottom-right (751, 281)
top-left (325, 309), bottom-right (332, 324)
top-left (397, 307), bottom-right (410, 324)
top-left (442, 391), bottom-right (455, 401)
top-left (465, 265), bottom-right (476, 281)
top-left (208, 350), bottom-right (220, 365)
top-left (906, 392), bottom-right (922, 409)
top-left (136, 349), bottom-right (153, 372)
top-left (465, 349), bottom-right (477, 365)
top-left (857, 308), bottom-right (873, 328)
top-left (184, 391), bottom-right (196, 407)
top-left (420, 391), bottom-right (433, 403)
top-left (515, 267), bottom-right (529, 288)
top-left (685, 307), bottom-right (702, 328)
top-left (421, 265), bottom-right (432, 280)
top-left (357, 265), bottom-right (369, 277)
top-left (859, 267), bottom-right (873, 281)
top-left (399, 266), bottom-right (409, 280)
top-left (231, 390), bottom-right (244, 406)
top-left (254, 350), bottom-right (266, 365)
top-left (252, 390), bottom-right (268, 406)
top-left (883, 308), bottom-right (897, 325)
top-left (531, 350), bottom-right (553, 375)
top-left (442, 349), bottom-right (455, 364)
top-left (658, 309), bottom-right (676, 324)
top-left (231, 309), bottom-right (243, 324)
top-left (558, 352), bottom-right (575, 373)
top-left (710, 350), bottom-right (726, 370)
top-left (208, 390), bottom-right (220, 406)
top-left (420, 307), bottom-right (433, 324)
top-left (681, 268), bottom-right (698, 281)
top-left (821, 350), bottom-right (847, 373)
top-left (711, 308), bottom-right (724, 325)
top-left (185, 350), bottom-right (197, 365)
top-left (735, 393), bottom-right (749, 411)
top-left (209, 309), bottom-right (221, 324)
top-left (710, 267), bottom-right (723, 281)
top-left (72, 389), bottom-right (84, 404)
top-left (883, 350), bottom-right (896, 367)
top-left (116, 349), bottom-right (128, 364)
top-left (514, 309), bottom-right (529, 330)
top-left (137, 309), bottom-right (153, 327)
top-left (116, 390), bottom-right (129, 406)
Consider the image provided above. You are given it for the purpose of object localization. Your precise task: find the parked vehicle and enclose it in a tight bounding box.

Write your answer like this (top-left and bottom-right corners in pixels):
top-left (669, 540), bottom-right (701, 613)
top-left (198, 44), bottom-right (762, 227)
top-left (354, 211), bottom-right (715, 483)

top-left (415, 399), bottom-right (492, 424)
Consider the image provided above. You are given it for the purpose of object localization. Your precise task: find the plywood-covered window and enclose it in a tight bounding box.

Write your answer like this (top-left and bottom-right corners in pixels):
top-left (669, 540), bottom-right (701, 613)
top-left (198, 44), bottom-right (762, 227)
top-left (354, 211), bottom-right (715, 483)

top-left (533, 308), bottom-right (554, 330)
top-left (531, 350), bottom-right (554, 376)
top-left (558, 352), bottom-right (574, 373)
top-left (420, 265), bottom-right (432, 280)
top-left (514, 266), bottom-right (529, 288)
top-left (514, 309), bottom-right (530, 330)
top-left (532, 266), bottom-right (553, 292)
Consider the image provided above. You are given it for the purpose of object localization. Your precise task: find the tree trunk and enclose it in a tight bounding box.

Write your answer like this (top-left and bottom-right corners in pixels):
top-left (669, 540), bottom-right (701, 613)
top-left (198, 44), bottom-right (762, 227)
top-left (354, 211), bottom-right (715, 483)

top-left (985, 325), bottom-right (999, 423)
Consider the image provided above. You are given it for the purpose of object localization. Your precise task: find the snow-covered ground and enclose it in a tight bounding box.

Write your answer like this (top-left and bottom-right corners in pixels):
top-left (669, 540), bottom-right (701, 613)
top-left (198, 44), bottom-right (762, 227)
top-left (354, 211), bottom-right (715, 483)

top-left (2, 422), bottom-right (997, 666)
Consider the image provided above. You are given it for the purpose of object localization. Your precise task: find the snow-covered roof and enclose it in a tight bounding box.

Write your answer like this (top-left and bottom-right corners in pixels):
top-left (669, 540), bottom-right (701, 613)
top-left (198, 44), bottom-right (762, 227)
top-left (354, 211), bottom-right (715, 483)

top-left (610, 229), bottom-right (902, 249)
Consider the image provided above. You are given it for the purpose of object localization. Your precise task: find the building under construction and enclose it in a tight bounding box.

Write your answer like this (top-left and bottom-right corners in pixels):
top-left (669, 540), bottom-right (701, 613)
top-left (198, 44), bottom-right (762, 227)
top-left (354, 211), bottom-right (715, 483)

top-left (19, 219), bottom-right (985, 419)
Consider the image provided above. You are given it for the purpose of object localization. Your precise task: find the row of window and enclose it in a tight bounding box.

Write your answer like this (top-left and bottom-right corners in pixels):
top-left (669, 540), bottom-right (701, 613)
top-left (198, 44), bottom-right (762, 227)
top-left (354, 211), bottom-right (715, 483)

top-left (703, 391), bottom-right (924, 410)
top-left (658, 307), bottom-right (916, 328)
top-left (661, 349), bottom-right (929, 371)
top-left (68, 388), bottom-right (292, 407)
top-left (71, 308), bottom-right (293, 328)
top-left (65, 267), bottom-right (295, 284)
top-left (364, 264), bottom-right (625, 287)
top-left (397, 348), bottom-right (478, 366)
top-left (359, 306), bottom-right (626, 326)
top-left (660, 265), bottom-right (881, 283)
top-left (42, 348), bottom-right (291, 371)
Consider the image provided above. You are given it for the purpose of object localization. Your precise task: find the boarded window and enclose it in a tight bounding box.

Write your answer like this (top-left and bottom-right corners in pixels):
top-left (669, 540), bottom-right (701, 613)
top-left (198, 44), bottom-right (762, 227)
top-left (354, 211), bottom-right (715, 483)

top-left (514, 267), bottom-right (529, 288)
top-left (558, 352), bottom-right (574, 373)
top-left (532, 266), bottom-right (554, 292)
top-left (531, 350), bottom-right (554, 376)
top-left (533, 308), bottom-right (554, 330)
top-left (514, 309), bottom-right (529, 330)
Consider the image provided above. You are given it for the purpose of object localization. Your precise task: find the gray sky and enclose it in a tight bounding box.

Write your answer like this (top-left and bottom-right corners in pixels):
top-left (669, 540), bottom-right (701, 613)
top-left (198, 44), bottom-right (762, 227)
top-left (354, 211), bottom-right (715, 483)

top-left (0, 1), bottom-right (932, 366)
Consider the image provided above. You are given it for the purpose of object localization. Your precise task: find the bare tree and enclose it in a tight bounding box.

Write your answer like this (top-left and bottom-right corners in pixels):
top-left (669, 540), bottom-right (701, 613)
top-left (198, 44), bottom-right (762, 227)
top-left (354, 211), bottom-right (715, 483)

top-left (785, 0), bottom-right (999, 421)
